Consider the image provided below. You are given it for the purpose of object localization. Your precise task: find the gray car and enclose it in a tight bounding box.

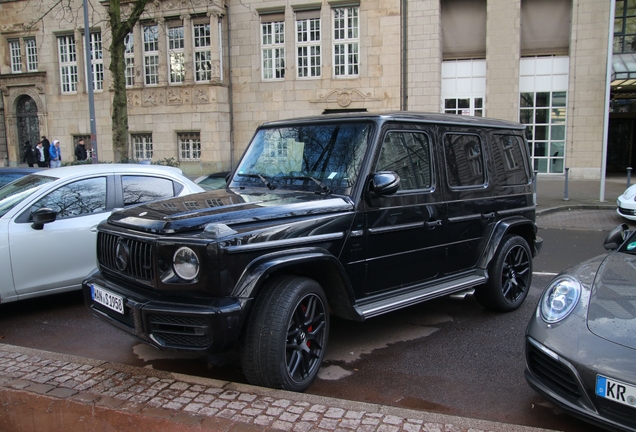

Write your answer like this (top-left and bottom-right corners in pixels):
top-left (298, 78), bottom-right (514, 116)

top-left (525, 224), bottom-right (636, 432)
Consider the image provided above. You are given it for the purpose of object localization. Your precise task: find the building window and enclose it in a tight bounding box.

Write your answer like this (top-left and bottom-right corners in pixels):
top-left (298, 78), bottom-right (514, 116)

top-left (444, 98), bottom-right (484, 116)
top-left (25, 38), bottom-right (38, 71)
top-left (520, 91), bottom-right (567, 174)
top-left (193, 23), bottom-right (211, 82)
top-left (9, 40), bottom-right (22, 73)
top-left (614, 0), bottom-right (636, 53)
top-left (441, 60), bottom-right (486, 116)
top-left (168, 25), bottom-right (185, 84)
top-left (124, 32), bottom-right (134, 87)
top-left (296, 12), bottom-right (321, 78)
top-left (333, 7), bottom-right (359, 77)
top-left (58, 35), bottom-right (78, 94)
top-left (90, 32), bottom-right (104, 91)
top-left (261, 19), bottom-right (285, 80)
top-left (179, 132), bottom-right (201, 161)
top-left (132, 133), bottom-right (153, 160)
top-left (143, 24), bottom-right (159, 85)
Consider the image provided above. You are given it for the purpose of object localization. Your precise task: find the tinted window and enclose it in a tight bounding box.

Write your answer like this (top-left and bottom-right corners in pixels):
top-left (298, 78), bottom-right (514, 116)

top-left (31, 177), bottom-right (107, 219)
top-left (376, 131), bottom-right (432, 191)
top-left (444, 134), bottom-right (485, 188)
top-left (122, 176), bottom-right (175, 206)
top-left (491, 134), bottom-right (529, 186)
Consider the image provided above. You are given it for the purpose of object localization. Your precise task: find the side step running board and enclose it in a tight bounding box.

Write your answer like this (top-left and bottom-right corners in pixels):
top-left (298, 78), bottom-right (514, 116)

top-left (357, 275), bottom-right (486, 319)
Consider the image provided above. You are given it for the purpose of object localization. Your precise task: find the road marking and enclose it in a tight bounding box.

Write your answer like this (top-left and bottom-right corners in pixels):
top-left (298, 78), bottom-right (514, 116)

top-left (533, 272), bottom-right (558, 276)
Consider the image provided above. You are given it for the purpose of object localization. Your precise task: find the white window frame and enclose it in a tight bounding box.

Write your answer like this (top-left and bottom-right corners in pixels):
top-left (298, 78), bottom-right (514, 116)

top-left (193, 23), bottom-right (211, 82)
top-left (333, 7), bottom-right (359, 77)
top-left (9, 40), bottom-right (22, 73)
top-left (25, 38), bottom-right (38, 72)
top-left (168, 24), bottom-right (185, 84)
top-left (89, 32), bottom-right (104, 91)
top-left (143, 24), bottom-right (159, 85)
top-left (178, 132), bottom-right (201, 161)
top-left (441, 60), bottom-right (486, 117)
top-left (124, 32), bottom-right (135, 87)
top-left (261, 20), bottom-right (285, 80)
top-left (58, 35), bottom-right (78, 94)
top-left (132, 133), bottom-right (153, 160)
top-left (296, 13), bottom-right (321, 78)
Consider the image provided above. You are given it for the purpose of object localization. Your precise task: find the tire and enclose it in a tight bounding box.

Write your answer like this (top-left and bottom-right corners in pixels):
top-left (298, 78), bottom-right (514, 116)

top-left (475, 235), bottom-right (532, 312)
top-left (241, 275), bottom-right (329, 392)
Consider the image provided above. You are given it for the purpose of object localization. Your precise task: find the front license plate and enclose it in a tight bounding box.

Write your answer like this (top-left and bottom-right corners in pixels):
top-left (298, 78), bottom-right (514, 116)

top-left (90, 284), bottom-right (124, 315)
top-left (596, 375), bottom-right (636, 409)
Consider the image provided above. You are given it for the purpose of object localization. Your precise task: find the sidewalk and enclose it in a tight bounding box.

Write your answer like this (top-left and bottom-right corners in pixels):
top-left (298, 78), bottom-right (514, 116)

top-left (0, 175), bottom-right (626, 432)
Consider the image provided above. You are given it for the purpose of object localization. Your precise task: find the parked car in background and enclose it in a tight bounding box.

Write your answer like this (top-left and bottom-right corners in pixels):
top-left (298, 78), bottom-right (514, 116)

top-left (84, 112), bottom-right (541, 392)
top-left (525, 224), bottom-right (636, 432)
top-left (0, 164), bottom-right (204, 304)
top-left (194, 171), bottom-right (230, 190)
top-left (0, 167), bottom-right (41, 188)
top-left (616, 184), bottom-right (636, 221)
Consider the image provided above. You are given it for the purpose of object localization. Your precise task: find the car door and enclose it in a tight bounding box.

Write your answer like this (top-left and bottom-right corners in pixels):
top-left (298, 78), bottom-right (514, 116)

top-left (362, 126), bottom-right (447, 295)
top-left (9, 175), bottom-right (111, 298)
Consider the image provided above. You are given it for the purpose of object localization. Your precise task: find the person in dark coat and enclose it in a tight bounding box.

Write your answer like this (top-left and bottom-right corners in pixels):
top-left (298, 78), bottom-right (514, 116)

top-left (41, 135), bottom-right (51, 167)
top-left (74, 138), bottom-right (88, 161)
top-left (35, 142), bottom-right (47, 167)
top-left (24, 141), bottom-right (36, 167)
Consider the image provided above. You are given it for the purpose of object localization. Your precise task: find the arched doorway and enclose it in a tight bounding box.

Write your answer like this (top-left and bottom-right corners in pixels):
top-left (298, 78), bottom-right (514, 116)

top-left (16, 95), bottom-right (40, 163)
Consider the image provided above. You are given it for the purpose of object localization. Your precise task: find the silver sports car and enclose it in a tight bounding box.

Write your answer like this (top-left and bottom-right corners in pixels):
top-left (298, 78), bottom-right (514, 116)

top-left (525, 224), bottom-right (636, 432)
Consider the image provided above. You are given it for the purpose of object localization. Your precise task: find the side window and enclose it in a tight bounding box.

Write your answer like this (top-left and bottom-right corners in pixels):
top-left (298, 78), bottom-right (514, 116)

top-left (376, 132), bottom-right (432, 191)
top-left (31, 177), bottom-right (107, 219)
top-left (491, 134), bottom-right (529, 186)
top-left (444, 134), bottom-right (485, 188)
top-left (122, 176), bottom-right (175, 206)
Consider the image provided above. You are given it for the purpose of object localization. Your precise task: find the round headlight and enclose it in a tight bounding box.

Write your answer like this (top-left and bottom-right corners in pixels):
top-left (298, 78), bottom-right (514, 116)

top-left (540, 276), bottom-right (581, 323)
top-left (173, 247), bottom-right (199, 281)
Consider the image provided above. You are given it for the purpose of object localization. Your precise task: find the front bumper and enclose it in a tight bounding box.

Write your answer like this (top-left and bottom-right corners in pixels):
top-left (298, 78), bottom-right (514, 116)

top-left (83, 273), bottom-right (244, 353)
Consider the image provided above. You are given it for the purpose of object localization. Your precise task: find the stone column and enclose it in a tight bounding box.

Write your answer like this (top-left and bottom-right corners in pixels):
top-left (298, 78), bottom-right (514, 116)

top-left (182, 14), bottom-right (194, 85)
top-left (485, 0), bottom-right (521, 121)
top-left (75, 29), bottom-right (86, 94)
top-left (209, 11), bottom-right (221, 81)
top-left (133, 22), bottom-right (143, 88)
top-left (157, 18), bottom-right (168, 86)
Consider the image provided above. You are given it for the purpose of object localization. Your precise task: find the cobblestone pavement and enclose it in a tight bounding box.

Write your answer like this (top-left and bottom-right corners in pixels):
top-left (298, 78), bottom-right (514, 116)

top-left (536, 208), bottom-right (632, 231)
top-left (0, 344), bottom-right (554, 432)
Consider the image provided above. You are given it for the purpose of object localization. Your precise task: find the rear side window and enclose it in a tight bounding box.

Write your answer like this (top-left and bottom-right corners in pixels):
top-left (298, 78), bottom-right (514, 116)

top-left (122, 176), bottom-right (176, 206)
top-left (491, 134), bottom-right (529, 186)
top-left (376, 131), bottom-right (432, 191)
top-left (443, 133), bottom-right (485, 188)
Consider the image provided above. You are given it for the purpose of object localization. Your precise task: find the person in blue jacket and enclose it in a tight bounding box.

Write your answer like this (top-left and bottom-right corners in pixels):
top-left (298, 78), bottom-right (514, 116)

top-left (50, 140), bottom-right (62, 168)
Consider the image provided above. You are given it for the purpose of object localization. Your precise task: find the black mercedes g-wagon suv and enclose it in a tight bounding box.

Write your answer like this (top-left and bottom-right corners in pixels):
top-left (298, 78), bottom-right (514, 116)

top-left (84, 112), bottom-right (542, 392)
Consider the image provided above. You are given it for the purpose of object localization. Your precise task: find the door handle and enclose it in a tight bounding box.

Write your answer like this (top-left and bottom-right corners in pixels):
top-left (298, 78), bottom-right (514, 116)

top-left (481, 212), bottom-right (496, 220)
top-left (426, 220), bottom-right (442, 229)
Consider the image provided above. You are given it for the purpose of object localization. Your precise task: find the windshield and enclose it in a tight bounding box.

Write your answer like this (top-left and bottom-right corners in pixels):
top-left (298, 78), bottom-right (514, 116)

top-left (231, 122), bottom-right (372, 194)
top-left (0, 174), bottom-right (57, 217)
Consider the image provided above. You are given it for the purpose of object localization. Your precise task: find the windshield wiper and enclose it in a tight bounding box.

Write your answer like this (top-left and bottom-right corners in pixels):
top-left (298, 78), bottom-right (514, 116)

top-left (283, 176), bottom-right (331, 195)
top-left (236, 173), bottom-right (276, 190)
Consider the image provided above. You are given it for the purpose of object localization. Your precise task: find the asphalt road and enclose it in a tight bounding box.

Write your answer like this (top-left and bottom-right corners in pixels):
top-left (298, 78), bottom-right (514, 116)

top-left (0, 211), bottom-right (628, 432)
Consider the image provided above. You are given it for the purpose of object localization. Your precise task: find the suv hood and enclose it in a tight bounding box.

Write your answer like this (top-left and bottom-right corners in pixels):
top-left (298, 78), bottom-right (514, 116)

top-left (107, 189), bottom-right (354, 234)
top-left (587, 253), bottom-right (636, 350)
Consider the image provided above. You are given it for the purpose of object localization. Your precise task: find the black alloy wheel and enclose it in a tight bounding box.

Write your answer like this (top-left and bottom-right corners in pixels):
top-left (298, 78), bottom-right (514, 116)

top-left (476, 235), bottom-right (532, 312)
top-left (241, 275), bottom-right (329, 392)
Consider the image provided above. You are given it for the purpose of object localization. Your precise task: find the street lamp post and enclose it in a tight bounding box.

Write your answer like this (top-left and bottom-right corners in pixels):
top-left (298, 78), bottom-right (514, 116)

top-left (83, 0), bottom-right (98, 163)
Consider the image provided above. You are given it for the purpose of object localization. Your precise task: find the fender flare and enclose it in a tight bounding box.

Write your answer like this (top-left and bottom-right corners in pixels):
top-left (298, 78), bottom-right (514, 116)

top-left (231, 247), bottom-right (362, 321)
top-left (477, 216), bottom-right (538, 270)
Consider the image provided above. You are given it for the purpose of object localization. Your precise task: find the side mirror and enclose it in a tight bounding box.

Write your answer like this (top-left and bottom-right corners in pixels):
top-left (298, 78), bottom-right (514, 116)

top-left (369, 171), bottom-right (401, 196)
top-left (31, 207), bottom-right (57, 230)
top-left (603, 224), bottom-right (630, 250)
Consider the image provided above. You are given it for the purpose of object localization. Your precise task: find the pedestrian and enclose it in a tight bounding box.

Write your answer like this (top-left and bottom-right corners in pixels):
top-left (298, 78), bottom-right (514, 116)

top-left (35, 142), bottom-right (47, 167)
top-left (23, 141), bottom-right (35, 167)
top-left (75, 138), bottom-right (87, 161)
top-left (41, 135), bottom-right (51, 167)
top-left (50, 140), bottom-right (62, 168)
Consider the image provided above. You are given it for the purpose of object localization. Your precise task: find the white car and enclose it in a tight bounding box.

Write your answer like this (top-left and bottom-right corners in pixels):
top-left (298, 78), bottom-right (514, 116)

top-left (616, 183), bottom-right (636, 221)
top-left (0, 164), bottom-right (204, 304)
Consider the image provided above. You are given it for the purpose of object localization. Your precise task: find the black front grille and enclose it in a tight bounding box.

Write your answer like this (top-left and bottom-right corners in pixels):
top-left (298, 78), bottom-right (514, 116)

top-left (527, 342), bottom-right (582, 399)
top-left (618, 206), bottom-right (636, 216)
top-left (98, 232), bottom-right (154, 280)
top-left (148, 314), bottom-right (212, 349)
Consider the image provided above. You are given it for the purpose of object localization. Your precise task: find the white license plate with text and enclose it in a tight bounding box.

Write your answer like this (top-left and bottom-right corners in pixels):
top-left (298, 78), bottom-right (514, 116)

top-left (596, 375), bottom-right (636, 409)
top-left (90, 284), bottom-right (124, 315)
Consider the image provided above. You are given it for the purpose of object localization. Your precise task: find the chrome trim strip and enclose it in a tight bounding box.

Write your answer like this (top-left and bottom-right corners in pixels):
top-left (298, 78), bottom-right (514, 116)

top-left (368, 221), bottom-right (424, 234)
top-left (225, 232), bottom-right (344, 253)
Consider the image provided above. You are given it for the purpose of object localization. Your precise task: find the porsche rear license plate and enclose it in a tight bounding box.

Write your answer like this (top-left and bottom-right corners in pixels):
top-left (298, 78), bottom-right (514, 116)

top-left (90, 284), bottom-right (124, 315)
top-left (596, 375), bottom-right (636, 409)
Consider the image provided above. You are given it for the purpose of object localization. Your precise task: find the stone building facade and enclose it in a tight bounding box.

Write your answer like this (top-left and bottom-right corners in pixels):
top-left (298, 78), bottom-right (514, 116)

top-left (0, 0), bottom-right (613, 179)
